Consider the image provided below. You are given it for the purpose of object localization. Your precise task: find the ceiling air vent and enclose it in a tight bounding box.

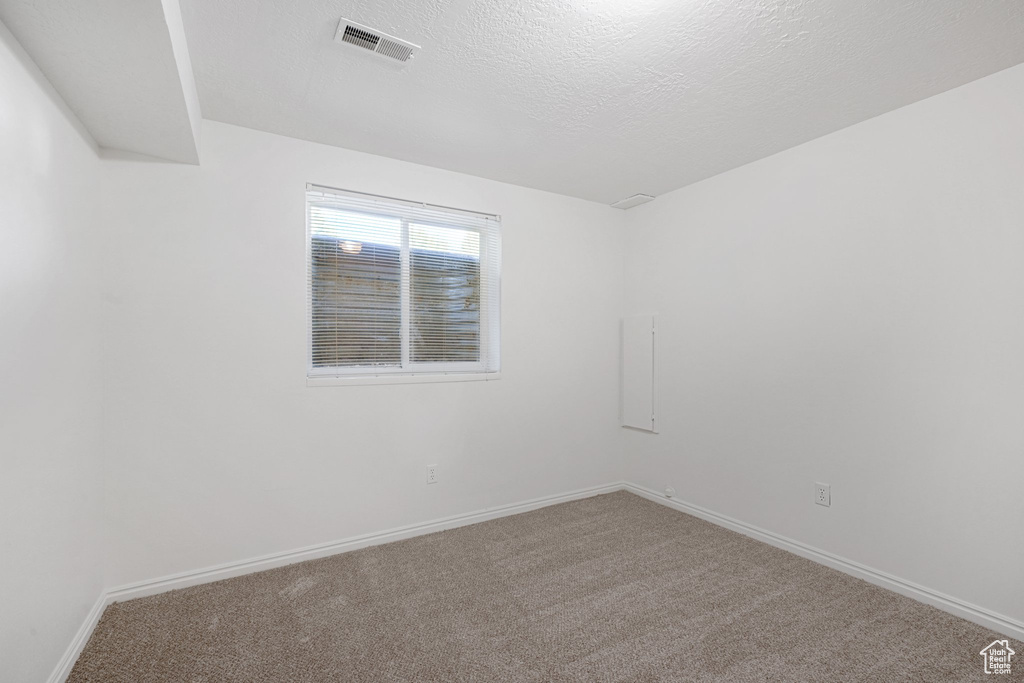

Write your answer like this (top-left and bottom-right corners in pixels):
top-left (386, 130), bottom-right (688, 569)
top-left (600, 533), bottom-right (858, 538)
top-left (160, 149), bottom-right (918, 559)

top-left (611, 194), bottom-right (655, 210)
top-left (335, 19), bottom-right (419, 63)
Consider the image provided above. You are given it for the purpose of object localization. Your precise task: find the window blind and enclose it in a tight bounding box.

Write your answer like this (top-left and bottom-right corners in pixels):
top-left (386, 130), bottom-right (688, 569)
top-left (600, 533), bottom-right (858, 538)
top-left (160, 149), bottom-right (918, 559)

top-left (307, 184), bottom-right (501, 378)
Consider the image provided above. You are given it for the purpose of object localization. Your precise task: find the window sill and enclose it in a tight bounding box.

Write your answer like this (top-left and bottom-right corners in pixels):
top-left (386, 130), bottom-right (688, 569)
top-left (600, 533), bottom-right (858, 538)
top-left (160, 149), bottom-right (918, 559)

top-left (307, 372), bottom-right (501, 387)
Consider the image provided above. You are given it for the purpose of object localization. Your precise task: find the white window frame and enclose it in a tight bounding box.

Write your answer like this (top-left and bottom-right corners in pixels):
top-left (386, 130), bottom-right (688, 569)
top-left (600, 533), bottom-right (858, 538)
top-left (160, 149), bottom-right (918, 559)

top-left (306, 185), bottom-right (501, 387)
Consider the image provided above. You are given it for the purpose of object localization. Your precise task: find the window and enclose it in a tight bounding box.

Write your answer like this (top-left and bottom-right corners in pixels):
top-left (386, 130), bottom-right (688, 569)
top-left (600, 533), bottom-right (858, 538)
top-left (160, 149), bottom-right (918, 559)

top-left (306, 185), bottom-right (500, 383)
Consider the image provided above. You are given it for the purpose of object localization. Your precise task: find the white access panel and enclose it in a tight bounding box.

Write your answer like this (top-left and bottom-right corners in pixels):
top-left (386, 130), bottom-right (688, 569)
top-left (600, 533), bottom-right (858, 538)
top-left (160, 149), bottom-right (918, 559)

top-left (622, 315), bottom-right (656, 432)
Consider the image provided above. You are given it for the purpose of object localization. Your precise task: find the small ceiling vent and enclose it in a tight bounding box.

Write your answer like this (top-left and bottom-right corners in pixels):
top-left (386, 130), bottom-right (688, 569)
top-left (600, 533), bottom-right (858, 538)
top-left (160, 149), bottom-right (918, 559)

top-left (335, 19), bottom-right (419, 63)
top-left (611, 194), bottom-right (655, 210)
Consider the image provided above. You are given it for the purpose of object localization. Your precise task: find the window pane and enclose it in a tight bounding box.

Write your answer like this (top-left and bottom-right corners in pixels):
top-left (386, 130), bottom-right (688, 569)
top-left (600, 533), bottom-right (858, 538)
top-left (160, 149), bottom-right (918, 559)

top-left (409, 223), bottom-right (481, 363)
top-left (310, 206), bottom-right (401, 367)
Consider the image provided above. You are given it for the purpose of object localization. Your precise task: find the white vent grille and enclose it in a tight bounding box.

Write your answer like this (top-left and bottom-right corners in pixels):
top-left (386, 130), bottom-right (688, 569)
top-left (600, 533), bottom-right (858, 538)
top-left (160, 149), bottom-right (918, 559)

top-left (336, 19), bottom-right (419, 63)
top-left (611, 194), bottom-right (655, 210)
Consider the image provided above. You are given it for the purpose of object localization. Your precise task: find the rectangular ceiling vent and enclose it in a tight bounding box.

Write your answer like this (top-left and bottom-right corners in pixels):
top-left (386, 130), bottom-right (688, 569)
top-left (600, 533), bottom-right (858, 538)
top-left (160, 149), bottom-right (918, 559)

top-left (335, 19), bottom-right (419, 63)
top-left (611, 194), bottom-right (655, 210)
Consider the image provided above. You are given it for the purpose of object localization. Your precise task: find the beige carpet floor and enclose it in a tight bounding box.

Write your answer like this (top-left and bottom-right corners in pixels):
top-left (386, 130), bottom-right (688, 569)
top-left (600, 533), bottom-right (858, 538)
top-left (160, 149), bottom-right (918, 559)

top-left (70, 491), bottom-right (1017, 682)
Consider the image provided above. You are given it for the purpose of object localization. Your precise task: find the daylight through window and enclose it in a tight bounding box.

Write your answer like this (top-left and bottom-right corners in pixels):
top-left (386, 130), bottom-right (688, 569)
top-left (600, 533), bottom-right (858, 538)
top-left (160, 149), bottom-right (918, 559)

top-left (307, 185), bottom-right (500, 380)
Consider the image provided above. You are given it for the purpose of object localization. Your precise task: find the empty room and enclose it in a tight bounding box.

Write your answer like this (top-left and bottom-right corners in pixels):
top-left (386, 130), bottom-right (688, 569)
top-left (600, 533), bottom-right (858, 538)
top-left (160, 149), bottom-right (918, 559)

top-left (2, 0), bottom-right (1023, 680)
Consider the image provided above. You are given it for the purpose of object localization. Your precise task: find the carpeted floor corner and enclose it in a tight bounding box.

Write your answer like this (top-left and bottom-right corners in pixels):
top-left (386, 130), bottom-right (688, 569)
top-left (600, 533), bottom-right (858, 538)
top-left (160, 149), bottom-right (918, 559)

top-left (69, 491), bottom-right (1018, 681)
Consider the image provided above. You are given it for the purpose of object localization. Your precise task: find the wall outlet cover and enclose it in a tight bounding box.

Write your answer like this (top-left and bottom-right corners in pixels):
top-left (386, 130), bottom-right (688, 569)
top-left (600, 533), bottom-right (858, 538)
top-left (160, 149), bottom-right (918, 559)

top-left (427, 464), bottom-right (438, 484)
top-left (815, 482), bottom-right (831, 507)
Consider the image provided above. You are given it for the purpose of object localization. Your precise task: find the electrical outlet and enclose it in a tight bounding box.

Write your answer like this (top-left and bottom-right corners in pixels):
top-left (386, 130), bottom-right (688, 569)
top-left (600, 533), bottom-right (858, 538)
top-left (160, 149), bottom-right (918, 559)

top-left (815, 482), bottom-right (830, 507)
top-left (426, 464), bottom-right (438, 484)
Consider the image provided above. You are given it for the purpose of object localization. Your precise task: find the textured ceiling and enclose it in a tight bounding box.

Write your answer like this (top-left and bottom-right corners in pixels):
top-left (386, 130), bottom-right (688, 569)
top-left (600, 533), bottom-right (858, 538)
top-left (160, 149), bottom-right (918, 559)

top-left (89, 1), bottom-right (1024, 202)
top-left (4, 1), bottom-right (1023, 197)
top-left (0, 0), bottom-right (202, 163)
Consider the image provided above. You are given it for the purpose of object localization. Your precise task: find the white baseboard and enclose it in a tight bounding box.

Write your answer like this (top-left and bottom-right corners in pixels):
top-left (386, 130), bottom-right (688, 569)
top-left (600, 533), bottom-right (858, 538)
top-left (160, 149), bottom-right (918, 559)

top-left (48, 479), bottom-right (1022, 682)
top-left (49, 481), bottom-right (624, 682)
top-left (623, 482), bottom-right (1024, 642)
top-left (47, 592), bottom-right (106, 683)
top-left (105, 482), bottom-right (626, 604)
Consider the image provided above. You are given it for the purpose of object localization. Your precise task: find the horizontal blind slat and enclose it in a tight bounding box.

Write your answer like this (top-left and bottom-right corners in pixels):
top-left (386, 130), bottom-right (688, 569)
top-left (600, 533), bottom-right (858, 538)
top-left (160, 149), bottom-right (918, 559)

top-left (308, 188), bottom-right (500, 377)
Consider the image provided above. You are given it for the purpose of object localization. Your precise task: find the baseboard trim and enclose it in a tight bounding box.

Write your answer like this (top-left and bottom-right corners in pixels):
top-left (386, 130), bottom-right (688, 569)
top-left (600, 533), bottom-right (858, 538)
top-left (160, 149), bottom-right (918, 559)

top-left (623, 482), bottom-right (1024, 642)
top-left (105, 481), bottom-right (626, 604)
top-left (49, 481), bottom-right (625, 682)
top-left (49, 478), bottom-right (1022, 682)
top-left (47, 592), bottom-right (106, 683)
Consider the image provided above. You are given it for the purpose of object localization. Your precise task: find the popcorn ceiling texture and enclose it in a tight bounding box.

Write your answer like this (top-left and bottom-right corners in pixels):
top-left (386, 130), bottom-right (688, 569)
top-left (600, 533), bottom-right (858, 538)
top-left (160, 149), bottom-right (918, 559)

top-left (181, 0), bottom-right (1024, 203)
top-left (69, 492), bottom-right (1011, 681)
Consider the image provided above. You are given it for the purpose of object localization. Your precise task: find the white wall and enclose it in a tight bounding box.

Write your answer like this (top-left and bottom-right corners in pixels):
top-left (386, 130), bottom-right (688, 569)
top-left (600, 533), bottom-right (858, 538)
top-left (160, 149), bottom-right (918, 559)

top-left (6, 15), bottom-right (1022, 672)
top-left (100, 121), bottom-right (625, 586)
top-left (623, 64), bottom-right (1024, 624)
top-left (0, 23), bottom-right (105, 683)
